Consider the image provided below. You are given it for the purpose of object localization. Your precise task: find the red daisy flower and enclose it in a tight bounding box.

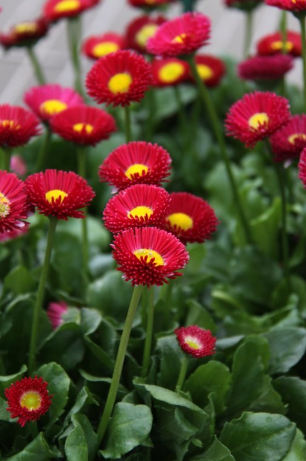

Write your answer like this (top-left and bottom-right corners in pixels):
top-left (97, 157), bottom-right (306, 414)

top-left (190, 54), bottom-right (226, 88)
top-left (111, 226), bottom-right (189, 286)
top-left (257, 30), bottom-right (302, 57)
top-left (265, 0), bottom-right (306, 13)
top-left (164, 192), bottom-right (219, 244)
top-left (0, 226), bottom-right (28, 242)
top-left (86, 50), bottom-right (152, 107)
top-left (10, 155), bottom-right (27, 177)
top-left (128, 0), bottom-right (175, 8)
top-left (24, 169), bottom-right (95, 220)
top-left (0, 171), bottom-right (29, 235)
top-left (147, 12), bottom-right (211, 58)
top-left (225, 91), bottom-right (290, 148)
top-left (103, 184), bottom-right (170, 233)
top-left (50, 105), bottom-right (116, 146)
top-left (0, 104), bottom-right (40, 148)
top-left (47, 301), bottom-right (68, 329)
top-left (24, 84), bottom-right (84, 124)
top-left (225, 0), bottom-right (263, 10)
top-left (43, 0), bottom-right (100, 23)
top-left (0, 18), bottom-right (48, 49)
top-left (5, 376), bottom-right (52, 427)
top-left (99, 141), bottom-right (172, 191)
top-left (152, 57), bottom-right (189, 87)
top-left (270, 115), bottom-right (306, 162)
top-left (82, 33), bottom-right (126, 60)
top-left (175, 325), bottom-right (216, 358)
top-left (125, 15), bottom-right (165, 53)
top-left (298, 147), bottom-right (306, 187)
top-left (238, 54), bottom-right (293, 81)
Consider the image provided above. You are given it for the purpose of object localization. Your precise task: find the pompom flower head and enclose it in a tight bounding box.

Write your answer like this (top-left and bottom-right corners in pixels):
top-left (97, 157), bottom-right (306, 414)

top-left (256, 30), bottom-right (302, 57)
top-left (0, 18), bottom-right (48, 49)
top-left (298, 147), bottom-right (306, 188)
top-left (86, 50), bottom-right (152, 107)
top-left (5, 376), bottom-right (52, 427)
top-left (112, 227), bottom-right (189, 286)
top-left (104, 184), bottom-right (170, 233)
top-left (82, 33), bottom-right (125, 60)
top-left (225, 91), bottom-right (290, 148)
top-left (164, 192), bottom-right (219, 244)
top-left (43, 0), bottom-right (100, 22)
top-left (0, 171), bottom-right (29, 235)
top-left (24, 84), bottom-right (84, 124)
top-left (191, 54), bottom-right (226, 88)
top-left (50, 105), bottom-right (116, 146)
top-left (147, 12), bottom-right (211, 57)
top-left (175, 325), bottom-right (216, 358)
top-left (47, 301), bottom-right (68, 329)
top-left (271, 115), bottom-right (306, 162)
top-left (152, 57), bottom-right (189, 87)
top-left (265, 0), bottom-right (306, 13)
top-left (238, 54), bottom-right (293, 81)
top-left (0, 104), bottom-right (40, 148)
top-left (126, 15), bottom-right (165, 53)
top-left (99, 141), bottom-right (171, 191)
top-left (25, 169), bottom-right (95, 220)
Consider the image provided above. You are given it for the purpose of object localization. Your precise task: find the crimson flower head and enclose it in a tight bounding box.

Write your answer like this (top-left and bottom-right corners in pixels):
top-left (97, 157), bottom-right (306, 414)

top-left (238, 54), bottom-right (293, 81)
top-left (225, 91), bottom-right (290, 148)
top-left (50, 105), bottom-right (116, 146)
top-left (25, 169), bottom-right (95, 220)
top-left (0, 171), bottom-right (29, 235)
top-left (99, 141), bottom-right (172, 191)
top-left (24, 84), bottom-right (84, 124)
top-left (47, 301), bottom-right (68, 329)
top-left (82, 33), bottom-right (126, 60)
top-left (126, 15), bottom-right (165, 53)
top-left (191, 54), bottom-right (226, 87)
top-left (175, 325), bottom-right (216, 358)
top-left (257, 30), bottom-right (302, 57)
top-left (43, 0), bottom-right (100, 22)
top-left (225, 0), bottom-right (263, 10)
top-left (0, 18), bottom-right (48, 49)
top-left (128, 0), bottom-right (175, 8)
top-left (0, 227), bottom-right (28, 243)
top-left (5, 376), bottom-right (52, 427)
top-left (112, 226), bottom-right (189, 286)
top-left (270, 115), bottom-right (306, 162)
top-left (104, 184), bottom-right (169, 233)
top-left (86, 50), bottom-right (152, 107)
top-left (147, 12), bottom-right (210, 57)
top-left (0, 104), bottom-right (40, 148)
top-left (265, 0), bottom-right (306, 13)
top-left (164, 192), bottom-right (219, 244)
top-left (152, 57), bottom-right (189, 87)
top-left (298, 147), bottom-right (306, 187)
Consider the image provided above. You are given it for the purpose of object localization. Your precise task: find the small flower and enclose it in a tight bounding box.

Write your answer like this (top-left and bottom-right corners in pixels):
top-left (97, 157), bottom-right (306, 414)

top-left (164, 192), bottom-right (219, 244)
top-left (99, 141), bottom-right (172, 191)
top-left (0, 104), bottom-right (40, 148)
top-left (147, 12), bottom-right (211, 57)
top-left (175, 325), bottom-right (216, 358)
top-left (256, 30), bottom-right (302, 57)
top-left (43, 0), bottom-right (100, 22)
top-left (152, 57), bottom-right (189, 87)
top-left (225, 91), bottom-right (290, 148)
top-left (270, 115), bottom-right (306, 162)
top-left (128, 0), bottom-right (175, 8)
top-left (0, 18), bottom-right (48, 49)
top-left (47, 301), bottom-right (68, 329)
top-left (125, 15), bottom-right (165, 53)
top-left (112, 226), bottom-right (189, 286)
top-left (298, 147), bottom-right (306, 187)
top-left (24, 84), bottom-right (84, 124)
top-left (0, 227), bottom-right (28, 242)
top-left (82, 32), bottom-right (126, 60)
top-left (10, 155), bottom-right (27, 177)
top-left (0, 172), bottom-right (29, 235)
top-left (104, 184), bottom-right (170, 233)
top-left (5, 376), bottom-right (52, 427)
top-left (265, 0), bottom-right (306, 13)
top-left (191, 54), bottom-right (226, 87)
top-left (24, 169), bottom-right (95, 220)
top-left (225, 0), bottom-right (263, 11)
top-left (86, 50), bottom-right (152, 107)
top-left (50, 105), bottom-right (116, 146)
top-left (238, 54), bottom-right (293, 81)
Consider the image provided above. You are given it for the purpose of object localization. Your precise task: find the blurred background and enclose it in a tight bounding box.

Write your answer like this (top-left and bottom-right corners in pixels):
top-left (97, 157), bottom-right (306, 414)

top-left (0, 0), bottom-right (302, 104)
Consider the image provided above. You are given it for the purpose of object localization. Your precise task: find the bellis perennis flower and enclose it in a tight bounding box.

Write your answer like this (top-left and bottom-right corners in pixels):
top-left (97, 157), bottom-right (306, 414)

top-left (82, 33), bottom-right (126, 60)
top-left (238, 55), bottom-right (293, 82)
top-left (256, 30), bottom-right (302, 57)
top-left (0, 171), bottom-right (30, 235)
top-left (126, 15), bottom-right (165, 53)
top-left (0, 104), bottom-right (40, 148)
top-left (47, 300), bottom-right (68, 329)
top-left (0, 18), bottom-right (48, 49)
top-left (43, 0), bottom-right (100, 23)
top-left (128, 0), bottom-right (175, 8)
top-left (152, 57), bottom-right (189, 87)
top-left (265, 0), bottom-right (306, 14)
top-left (270, 115), bottom-right (306, 162)
top-left (175, 325), bottom-right (216, 358)
top-left (191, 55), bottom-right (226, 88)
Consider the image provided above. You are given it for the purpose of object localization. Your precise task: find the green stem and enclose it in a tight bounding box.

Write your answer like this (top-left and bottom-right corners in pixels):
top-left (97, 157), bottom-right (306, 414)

top-left (173, 86), bottom-right (188, 136)
top-left (67, 17), bottom-right (84, 97)
top-left (3, 148), bottom-right (11, 172)
top-left (299, 17), bottom-right (306, 112)
top-left (141, 287), bottom-right (154, 378)
top-left (280, 10), bottom-right (287, 51)
top-left (124, 106), bottom-right (132, 143)
top-left (28, 217), bottom-right (58, 375)
top-left (77, 147), bottom-right (89, 274)
top-left (176, 355), bottom-right (188, 391)
top-left (244, 11), bottom-right (253, 58)
top-left (26, 47), bottom-right (46, 85)
top-left (188, 56), bottom-right (252, 244)
top-left (97, 285), bottom-right (144, 447)
top-left (35, 129), bottom-right (51, 172)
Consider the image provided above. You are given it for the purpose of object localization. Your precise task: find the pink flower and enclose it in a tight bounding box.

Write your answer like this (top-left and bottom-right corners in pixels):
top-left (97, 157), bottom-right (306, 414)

top-left (47, 301), bottom-right (68, 329)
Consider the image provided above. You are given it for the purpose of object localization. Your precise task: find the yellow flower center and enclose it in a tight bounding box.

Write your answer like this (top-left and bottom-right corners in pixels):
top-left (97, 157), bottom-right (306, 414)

top-left (288, 133), bottom-right (306, 144)
top-left (185, 335), bottom-right (201, 350)
top-left (125, 163), bottom-right (149, 180)
top-left (54, 0), bottom-right (80, 13)
top-left (20, 391), bottom-right (41, 411)
top-left (45, 189), bottom-right (68, 204)
top-left (40, 100), bottom-right (68, 116)
top-left (248, 112), bottom-right (269, 130)
top-left (158, 62), bottom-right (185, 83)
top-left (0, 192), bottom-right (10, 218)
top-left (0, 120), bottom-right (20, 130)
top-left (196, 64), bottom-right (214, 81)
top-left (128, 206), bottom-right (153, 219)
top-left (14, 22), bottom-right (38, 35)
top-left (167, 212), bottom-right (193, 231)
top-left (73, 123), bottom-right (94, 134)
top-left (92, 42), bottom-right (119, 58)
top-left (134, 248), bottom-right (164, 266)
top-left (136, 24), bottom-right (159, 48)
top-left (144, 0), bottom-right (157, 3)
top-left (271, 40), bottom-right (294, 52)
top-left (172, 33), bottom-right (188, 44)
top-left (108, 73), bottom-right (132, 94)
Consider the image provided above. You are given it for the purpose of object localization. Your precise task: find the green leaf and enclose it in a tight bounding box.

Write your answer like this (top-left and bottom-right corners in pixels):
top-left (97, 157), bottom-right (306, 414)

top-left (185, 300), bottom-right (217, 333)
top-left (65, 417), bottom-right (88, 461)
top-left (156, 335), bottom-right (183, 389)
top-left (64, 387), bottom-right (99, 427)
top-left (282, 429), bottom-right (306, 461)
top-left (0, 396), bottom-right (11, 421)
top-left (80, 308), bottom-right (102, 336)
top-left (191, 437), bottom-right (235, 461)
top-left (220, 412), bottom-right (296, 461)
top-left (273, 377), bottom-right (306, 433)
top-left (102, 403), bottom-right (153, 459)
top-left (71, 414), bottom-right (97, 461)
top-left (5, 433), bottom-right (60, 461)
top-left (4, 266), bottom-right (36, 296)
top-left (84, 336), bottom-right (114, 372)
top-left (0, 365), bottom-right (27, 389)
top-left (251, 198), bottom-right (281, 258)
